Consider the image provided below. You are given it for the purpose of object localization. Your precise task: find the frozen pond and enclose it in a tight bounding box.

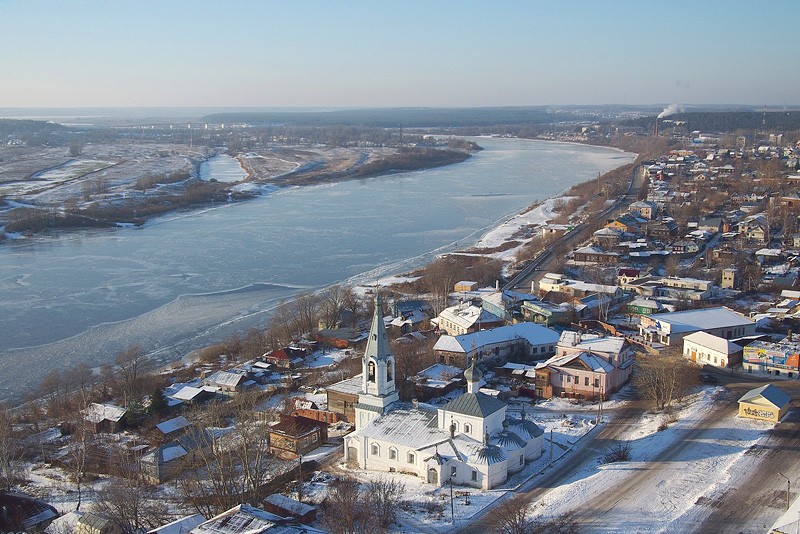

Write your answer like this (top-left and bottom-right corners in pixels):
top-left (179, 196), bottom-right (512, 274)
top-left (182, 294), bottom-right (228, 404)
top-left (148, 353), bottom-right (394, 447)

top-left (199, 154), bottom-right (247, 183)
top-left (0, 138), bottom-right (634, 400)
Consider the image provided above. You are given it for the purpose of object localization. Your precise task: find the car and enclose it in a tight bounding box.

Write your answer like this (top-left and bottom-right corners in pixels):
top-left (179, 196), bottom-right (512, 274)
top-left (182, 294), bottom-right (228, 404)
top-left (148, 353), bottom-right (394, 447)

top-left (700, 372), bottom-right (718, 384)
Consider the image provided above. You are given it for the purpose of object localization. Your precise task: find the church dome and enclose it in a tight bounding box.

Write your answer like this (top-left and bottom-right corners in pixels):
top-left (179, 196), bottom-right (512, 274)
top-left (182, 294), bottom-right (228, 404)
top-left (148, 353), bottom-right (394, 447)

top-left (464, 364), bottom-right (483, 383)
top-left (509, 418), bottom-right (544, 440)
top-left (475, 444), bottom-right (507, 465)
top-left (492, 420), bottom-right (527, 450)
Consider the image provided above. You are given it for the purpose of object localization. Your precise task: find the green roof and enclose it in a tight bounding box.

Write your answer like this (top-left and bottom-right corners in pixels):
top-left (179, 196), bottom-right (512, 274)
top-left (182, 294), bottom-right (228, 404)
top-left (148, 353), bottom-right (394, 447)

top-left (442, 392), bottom-right (506, 418)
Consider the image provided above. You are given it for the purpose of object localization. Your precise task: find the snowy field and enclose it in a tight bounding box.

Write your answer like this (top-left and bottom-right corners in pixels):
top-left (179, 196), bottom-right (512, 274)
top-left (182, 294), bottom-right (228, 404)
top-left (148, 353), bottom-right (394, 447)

top-left (525, 387), bottom-right (774, 533)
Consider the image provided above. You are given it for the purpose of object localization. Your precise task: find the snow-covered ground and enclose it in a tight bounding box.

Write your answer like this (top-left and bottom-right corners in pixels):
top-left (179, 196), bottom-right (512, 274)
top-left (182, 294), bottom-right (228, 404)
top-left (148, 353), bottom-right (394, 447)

top-left (525, 387), bottom-right (774, 533)
top-left (301, 386), bottom-right (775, 533)
top-left (309, 409), bottom-right (598, 533)
top-left (469, 197), bottom-right (570, 261)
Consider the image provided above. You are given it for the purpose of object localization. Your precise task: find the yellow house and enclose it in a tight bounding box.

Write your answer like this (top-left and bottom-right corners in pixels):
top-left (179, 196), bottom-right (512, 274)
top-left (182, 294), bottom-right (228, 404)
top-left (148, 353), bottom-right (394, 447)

top-left (737, 384), bottom-right (791, 422)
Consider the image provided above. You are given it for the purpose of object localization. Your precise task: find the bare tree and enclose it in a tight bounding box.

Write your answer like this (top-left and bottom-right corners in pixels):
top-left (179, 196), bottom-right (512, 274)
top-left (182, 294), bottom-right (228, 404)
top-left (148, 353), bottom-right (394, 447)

top-left (115, 346), bottom-right (148, 405)
top-left (320, 285), bottom-right (352, 329)
top-left (319, 476), bottom-right (406, 532)
top-left (490, 497), bottom-right (580, 534)
top-left (94, 471), bottom-right (169, 533)
top-left (633, 349), bottom-right (698, 411)
top-left (0, 404), bottom-right (23, 490)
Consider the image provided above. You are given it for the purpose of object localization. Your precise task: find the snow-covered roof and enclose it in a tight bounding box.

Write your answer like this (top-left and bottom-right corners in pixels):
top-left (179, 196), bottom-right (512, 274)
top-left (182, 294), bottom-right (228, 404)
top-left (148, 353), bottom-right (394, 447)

top-left (325, 374), bottom-right (362, 396)
top-left (437, 304), bottom-right (502, 331)
top-left (146, 514), bottom-right (205, 534)
top-left (156, 416), bottom-right (191, 435)
top-left (263, 494), bottom-right (316, 517)
top-left (191, 505), bottom-right (288, 534)
top-left (558, 332), bottom-right (627, 357)
top-left (683, 331), bottom-right (740, 355)
top-left (204, 370), bottom-right (245, 388)
top-left (170, 386), bottom-right (217, 401)
top-left (83, 403), bottom-right (127, 424)
top-left (433, 323), bottom-right (559, 354)
top-left (544, 351), bottom-right (614, 373)
top-left (357, 405), bottom-right (448, 450)
top-left (738, 384), bottom-right (791, 409)
top-left (645, 307), bottom-right (754, 333)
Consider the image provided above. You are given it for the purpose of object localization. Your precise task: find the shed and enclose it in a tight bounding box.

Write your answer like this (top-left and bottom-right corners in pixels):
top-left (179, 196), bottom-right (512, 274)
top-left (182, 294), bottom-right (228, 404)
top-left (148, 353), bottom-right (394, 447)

top-left (75, 512), bottom-right (123, 534)
top-left (262, 494), bottom-right (317, 524)
top-left (82, 403), bottom-right (128, 433)
top-left (738, 384), bottom-right (791, 422)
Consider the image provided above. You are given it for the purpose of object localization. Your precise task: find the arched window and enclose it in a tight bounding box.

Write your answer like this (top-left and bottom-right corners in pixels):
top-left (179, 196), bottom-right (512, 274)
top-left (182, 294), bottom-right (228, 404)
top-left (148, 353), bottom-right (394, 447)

top-left (464, 423), bottom-right (471, 434)
top-left (387, 359), bottom-right (393, 381)
top-left (368, 361), bottom-right (376, 382)
top-left (371, 443), bottom-right (380, 456)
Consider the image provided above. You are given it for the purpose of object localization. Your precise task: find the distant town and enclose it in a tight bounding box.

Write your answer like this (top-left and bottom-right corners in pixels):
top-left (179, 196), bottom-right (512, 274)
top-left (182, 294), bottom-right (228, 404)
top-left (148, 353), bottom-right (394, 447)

top-left (2, 106), bottom-right (800, 533)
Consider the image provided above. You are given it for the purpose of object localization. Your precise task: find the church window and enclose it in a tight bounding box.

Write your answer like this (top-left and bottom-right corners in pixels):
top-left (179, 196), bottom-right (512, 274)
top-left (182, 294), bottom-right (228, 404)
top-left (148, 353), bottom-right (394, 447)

top-left (387, 359), bottom-right (393, 381)
top-left (368, 361), bottom-right (376, 382)
top-left (471, 470), bottom-right (477, 482)
top-left (464, 423), bottom-right (471, 434)
top-left (408, 452), bottom-right (415, 464)
top-left (450, 466), bottom-right (457, 477)
top-left (371, 443), bottom-right (380, 456)
top-left (452, 421), bottom-right (459, 432)
top-left (389, 448), bottom-right (397, 460)
top-left (519, 455), bottom-right (524, 466)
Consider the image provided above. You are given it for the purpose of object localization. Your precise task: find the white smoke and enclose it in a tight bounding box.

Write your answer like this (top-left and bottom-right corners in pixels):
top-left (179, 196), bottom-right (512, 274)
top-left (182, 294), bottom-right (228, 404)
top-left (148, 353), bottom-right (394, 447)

top-left (657, 104), bottom-right (681, 119)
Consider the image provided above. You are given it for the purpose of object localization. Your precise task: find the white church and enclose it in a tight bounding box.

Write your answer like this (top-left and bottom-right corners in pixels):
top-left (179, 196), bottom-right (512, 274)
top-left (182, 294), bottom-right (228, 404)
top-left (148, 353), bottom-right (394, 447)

top-left (344, 292), bottom-right (544, 490)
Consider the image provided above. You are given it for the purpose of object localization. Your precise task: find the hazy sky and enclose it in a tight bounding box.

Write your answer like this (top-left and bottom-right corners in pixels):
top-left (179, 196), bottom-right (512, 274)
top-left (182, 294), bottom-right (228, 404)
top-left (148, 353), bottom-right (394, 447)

top-left (1, 0), bottom-right (797, 108)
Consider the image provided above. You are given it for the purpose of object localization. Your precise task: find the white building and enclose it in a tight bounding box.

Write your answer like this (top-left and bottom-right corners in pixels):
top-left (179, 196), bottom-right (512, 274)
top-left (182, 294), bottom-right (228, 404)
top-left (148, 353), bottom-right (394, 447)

top-left (344, 293), bottom-right (544, 490)
top-left (638, 307), bottom-right (756, 346)
top-left (682, 331), bottom-right (743, 369)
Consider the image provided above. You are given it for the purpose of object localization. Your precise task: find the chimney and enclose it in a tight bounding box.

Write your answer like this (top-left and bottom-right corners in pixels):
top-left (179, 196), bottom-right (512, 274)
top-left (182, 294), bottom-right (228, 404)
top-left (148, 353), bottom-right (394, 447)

top-left (412, 398), bottom-right (419, 408)
top-left (450, 422), bottom-right (456, 439)
top-left (789, 330), bottom-right (793, 342)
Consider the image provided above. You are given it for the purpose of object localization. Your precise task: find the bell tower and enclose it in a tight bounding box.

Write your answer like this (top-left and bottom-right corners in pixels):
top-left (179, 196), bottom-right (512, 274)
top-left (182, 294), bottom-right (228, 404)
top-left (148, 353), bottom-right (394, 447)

top-left (354, 289), bottom-right (399, 429)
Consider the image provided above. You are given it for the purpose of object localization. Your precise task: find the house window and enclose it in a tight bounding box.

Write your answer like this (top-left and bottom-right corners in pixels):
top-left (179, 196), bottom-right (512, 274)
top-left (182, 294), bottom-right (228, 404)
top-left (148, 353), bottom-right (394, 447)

top-left (594, 378), bottom-right (600, 388)
top-left (408, 452), bottom-right (415, 464)
top-left (368, 361), bottom-right (376, 382)
top-left (471, 470), bottom-right (477, 482)
top-left (451, 466), bottom-right (457, 477)
top-left (585, 376), bottom-right (589, 386)
top-left (389, 448), bottom-right (397, 460)
top-left (312, 434), bottom-right (318, 443)
top-left (371, 443), bottom-right (380, 456)
top-left (566, 375), bottom-right (571, 383)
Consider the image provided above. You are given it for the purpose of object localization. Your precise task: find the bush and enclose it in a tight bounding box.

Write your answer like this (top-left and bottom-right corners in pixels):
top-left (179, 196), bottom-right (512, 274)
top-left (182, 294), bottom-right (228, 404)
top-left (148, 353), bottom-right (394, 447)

top-left (601, 442), bottom-right (632, 464)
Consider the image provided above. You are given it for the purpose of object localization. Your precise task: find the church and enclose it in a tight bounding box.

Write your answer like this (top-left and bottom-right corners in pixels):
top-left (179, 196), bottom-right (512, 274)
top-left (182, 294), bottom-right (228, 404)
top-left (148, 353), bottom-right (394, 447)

top-left (343, 292), bottom-right (544, 490)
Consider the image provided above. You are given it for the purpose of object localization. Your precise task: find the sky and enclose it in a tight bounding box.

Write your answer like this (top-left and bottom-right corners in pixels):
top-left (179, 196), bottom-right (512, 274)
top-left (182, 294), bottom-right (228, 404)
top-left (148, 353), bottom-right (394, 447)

top-left (0, 0), bottom-right (798, 109)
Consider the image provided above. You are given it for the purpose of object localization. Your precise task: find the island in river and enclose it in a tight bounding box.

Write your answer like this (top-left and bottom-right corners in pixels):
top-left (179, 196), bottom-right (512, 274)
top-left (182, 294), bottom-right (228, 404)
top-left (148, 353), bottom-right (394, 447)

top-left (0, 135), bottom-right (477, 240)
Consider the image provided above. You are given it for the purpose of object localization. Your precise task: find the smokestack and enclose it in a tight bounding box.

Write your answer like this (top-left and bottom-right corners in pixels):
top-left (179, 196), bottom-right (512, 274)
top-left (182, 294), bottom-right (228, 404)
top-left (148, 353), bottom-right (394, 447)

top-left (654, 118), bottom-right (659, 137)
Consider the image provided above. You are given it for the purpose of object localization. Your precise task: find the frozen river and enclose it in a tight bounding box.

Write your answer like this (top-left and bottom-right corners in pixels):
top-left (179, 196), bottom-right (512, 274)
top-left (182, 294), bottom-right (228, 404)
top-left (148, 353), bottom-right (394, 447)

top-left (0, 138), bottom-right (634, 400)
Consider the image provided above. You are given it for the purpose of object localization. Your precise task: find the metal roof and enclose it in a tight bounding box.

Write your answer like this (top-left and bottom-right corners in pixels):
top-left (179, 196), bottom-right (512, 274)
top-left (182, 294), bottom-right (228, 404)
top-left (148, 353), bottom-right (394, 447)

top-left (441, 392), bottom-right (506, 418)
top-left (738, 384), bottom-right (791, 409)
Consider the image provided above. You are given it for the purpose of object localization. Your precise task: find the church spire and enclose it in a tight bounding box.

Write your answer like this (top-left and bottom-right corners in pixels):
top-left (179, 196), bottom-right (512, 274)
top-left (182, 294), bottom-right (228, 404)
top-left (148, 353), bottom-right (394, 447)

top-left (364, 289), bottom-right (391, 362)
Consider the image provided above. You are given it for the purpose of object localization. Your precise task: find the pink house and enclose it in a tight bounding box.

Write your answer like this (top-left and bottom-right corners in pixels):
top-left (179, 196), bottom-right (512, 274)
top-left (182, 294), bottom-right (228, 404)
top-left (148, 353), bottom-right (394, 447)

top-left (532, 331), bottom-right (634, 400)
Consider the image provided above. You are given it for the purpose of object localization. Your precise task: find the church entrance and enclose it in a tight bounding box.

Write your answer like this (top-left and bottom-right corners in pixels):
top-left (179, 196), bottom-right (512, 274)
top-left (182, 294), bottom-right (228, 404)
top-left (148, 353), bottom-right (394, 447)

top-left (427, 468), bottom-right (438, 484)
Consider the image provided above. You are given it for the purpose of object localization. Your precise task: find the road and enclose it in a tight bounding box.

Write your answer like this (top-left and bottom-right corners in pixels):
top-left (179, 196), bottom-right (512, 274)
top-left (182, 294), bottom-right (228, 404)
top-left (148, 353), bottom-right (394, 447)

top-left (460, 374), bottom-right (800, 533)
top-left (504, 164), bottom-right (647, 293)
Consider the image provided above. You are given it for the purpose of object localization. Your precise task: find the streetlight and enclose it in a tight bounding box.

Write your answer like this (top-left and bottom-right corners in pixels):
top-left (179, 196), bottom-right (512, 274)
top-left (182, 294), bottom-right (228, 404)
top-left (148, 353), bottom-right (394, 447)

top-left (779, 472), bottom-right (791, 511)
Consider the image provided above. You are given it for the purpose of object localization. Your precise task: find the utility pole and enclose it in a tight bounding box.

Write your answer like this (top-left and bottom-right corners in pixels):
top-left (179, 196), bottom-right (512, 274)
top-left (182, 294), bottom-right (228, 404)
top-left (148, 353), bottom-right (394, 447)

top-left (549, 429), bottom-right (553, 466)
top-left (779, 472), bottom-right (791, 511)
top-left (450, 477), bottom-right (455, 524)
